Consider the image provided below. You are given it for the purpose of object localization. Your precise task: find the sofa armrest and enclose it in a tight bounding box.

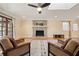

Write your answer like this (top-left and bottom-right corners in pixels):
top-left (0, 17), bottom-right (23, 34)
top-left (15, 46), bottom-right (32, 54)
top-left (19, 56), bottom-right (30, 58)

top-left (3, 43), bottom-right (30, 56)
top-left (16, 42), bottom-right (30, 48)
top-left (48, 42), bottom-right (73, 56)
top-left (58, 40), bottom-right (65, 45)
top-left (16, 38), bottom-right (25, 44)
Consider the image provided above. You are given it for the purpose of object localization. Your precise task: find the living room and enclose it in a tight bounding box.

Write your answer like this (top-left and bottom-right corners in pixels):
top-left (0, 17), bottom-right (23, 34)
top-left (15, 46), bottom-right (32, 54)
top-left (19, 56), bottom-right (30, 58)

top-left (0, 3), bottom-right (79, 56)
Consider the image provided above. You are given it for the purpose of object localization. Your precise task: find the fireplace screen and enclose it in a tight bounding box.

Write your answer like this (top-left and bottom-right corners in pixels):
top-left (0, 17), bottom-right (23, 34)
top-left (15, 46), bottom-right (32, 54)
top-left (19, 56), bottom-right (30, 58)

top-left (36, 30), bottom-right (44, 36)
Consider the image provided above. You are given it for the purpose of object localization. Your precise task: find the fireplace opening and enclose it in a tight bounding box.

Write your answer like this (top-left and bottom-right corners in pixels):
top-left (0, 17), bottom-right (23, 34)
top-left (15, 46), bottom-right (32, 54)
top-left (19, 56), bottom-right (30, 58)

top-left (36, 30), bottom-right (44, 36)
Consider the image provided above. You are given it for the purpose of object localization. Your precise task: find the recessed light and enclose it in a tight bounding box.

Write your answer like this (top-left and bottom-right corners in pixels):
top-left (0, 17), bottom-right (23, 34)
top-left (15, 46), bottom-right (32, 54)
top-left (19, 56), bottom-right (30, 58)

top-left (76, 16), bottom-right (79, 18)
top-left (22, 16), bottom-right (26, 19)
top-left (54, 16), bottom-right (58, 18)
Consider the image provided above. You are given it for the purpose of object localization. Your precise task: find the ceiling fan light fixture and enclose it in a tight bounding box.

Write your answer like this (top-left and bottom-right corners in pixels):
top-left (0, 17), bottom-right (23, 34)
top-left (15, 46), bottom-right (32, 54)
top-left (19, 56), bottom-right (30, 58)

top-left (37, 7), bottom-right (42, 11)
top-left (38, 11), bottom-right (42, 14)
top-left (28, 3), bottom-right (50, 14)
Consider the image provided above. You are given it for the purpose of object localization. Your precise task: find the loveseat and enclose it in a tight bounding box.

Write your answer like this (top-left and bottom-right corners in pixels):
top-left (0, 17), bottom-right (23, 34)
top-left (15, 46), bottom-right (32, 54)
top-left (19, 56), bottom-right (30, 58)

top-left (0, 37), bottom-right (30, 56)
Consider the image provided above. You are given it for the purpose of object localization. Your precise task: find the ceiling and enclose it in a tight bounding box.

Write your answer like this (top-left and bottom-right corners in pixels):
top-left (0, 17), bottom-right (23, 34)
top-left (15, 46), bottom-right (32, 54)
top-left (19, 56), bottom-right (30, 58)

top-left (48, 3), bottom-right (77, 10)
top-left (0, 3), bottom-right (79, 20)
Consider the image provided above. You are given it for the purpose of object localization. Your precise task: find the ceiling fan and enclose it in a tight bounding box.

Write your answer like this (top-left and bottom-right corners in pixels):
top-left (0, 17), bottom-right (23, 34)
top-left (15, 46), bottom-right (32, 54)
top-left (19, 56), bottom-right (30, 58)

top-left (28, 3), bottom-right (50, 14)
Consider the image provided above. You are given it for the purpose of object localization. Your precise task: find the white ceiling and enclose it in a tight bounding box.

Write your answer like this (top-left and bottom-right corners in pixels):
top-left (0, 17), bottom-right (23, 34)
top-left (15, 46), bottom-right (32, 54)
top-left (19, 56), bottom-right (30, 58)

top-left (48, 3), bottom-right (77, 10)
top-left (0, 3), bottom-right (79, 20)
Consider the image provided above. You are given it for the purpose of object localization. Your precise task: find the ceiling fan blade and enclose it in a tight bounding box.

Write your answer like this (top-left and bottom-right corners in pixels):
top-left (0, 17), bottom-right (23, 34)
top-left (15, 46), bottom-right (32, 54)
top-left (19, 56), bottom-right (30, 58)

top-left (41, 3), bottom-right (50, 8)
top-left (28, 4), bottom-right (38, 8)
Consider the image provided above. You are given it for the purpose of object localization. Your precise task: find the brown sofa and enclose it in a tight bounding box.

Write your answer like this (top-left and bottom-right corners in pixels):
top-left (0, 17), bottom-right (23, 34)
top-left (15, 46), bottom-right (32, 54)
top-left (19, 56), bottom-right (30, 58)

top-left (48, 38), bottom-right (79, 56)
top-left (0, 37), bottom-right (30, 56)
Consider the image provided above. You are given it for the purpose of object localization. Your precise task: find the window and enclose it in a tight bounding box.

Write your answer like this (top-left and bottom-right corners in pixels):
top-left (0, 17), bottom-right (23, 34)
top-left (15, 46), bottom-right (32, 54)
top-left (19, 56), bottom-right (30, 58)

top-left (72, 24), bottom-right (78, 31)
top-left (62, 22), bottom-right (69, 31)
top-left (0, 16), bottom-right (13, 39)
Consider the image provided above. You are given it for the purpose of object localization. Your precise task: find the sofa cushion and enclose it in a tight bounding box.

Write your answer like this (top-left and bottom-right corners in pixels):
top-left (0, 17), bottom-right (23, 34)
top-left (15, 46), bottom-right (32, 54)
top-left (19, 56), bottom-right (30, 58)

top-left (49, 44), bottom-right (69, 56)
top-left (17, 42), bottom-right (27, 47)
top-left (0, 38), bottom-right (13, 51)
top-left (64, 40), bottom-right (78, 53)
top-left (16, 38), bottom-right (25, 44)
top-left (8, 37), bottom-right (17, 48)
top-left (7, 43), bottom-right (30, 56)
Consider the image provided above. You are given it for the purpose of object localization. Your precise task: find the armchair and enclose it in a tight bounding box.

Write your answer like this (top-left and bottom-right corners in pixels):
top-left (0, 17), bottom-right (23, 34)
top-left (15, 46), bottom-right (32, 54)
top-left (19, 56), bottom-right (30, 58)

top-left (48, 38), bottom-right (79, 56)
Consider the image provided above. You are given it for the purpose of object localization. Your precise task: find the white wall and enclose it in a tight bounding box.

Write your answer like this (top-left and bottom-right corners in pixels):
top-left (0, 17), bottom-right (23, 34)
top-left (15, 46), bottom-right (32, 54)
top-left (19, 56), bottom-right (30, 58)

top-left (21, 20), bottom-right (33, 37)
top-left (14, 19), bottom-right (79, 40)
top-left (47, 20), bottom-right (63, 37)
top-left (13, 18), bottom-right (23, 39)
top-left (14, 19), bottom-right (33, 39)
